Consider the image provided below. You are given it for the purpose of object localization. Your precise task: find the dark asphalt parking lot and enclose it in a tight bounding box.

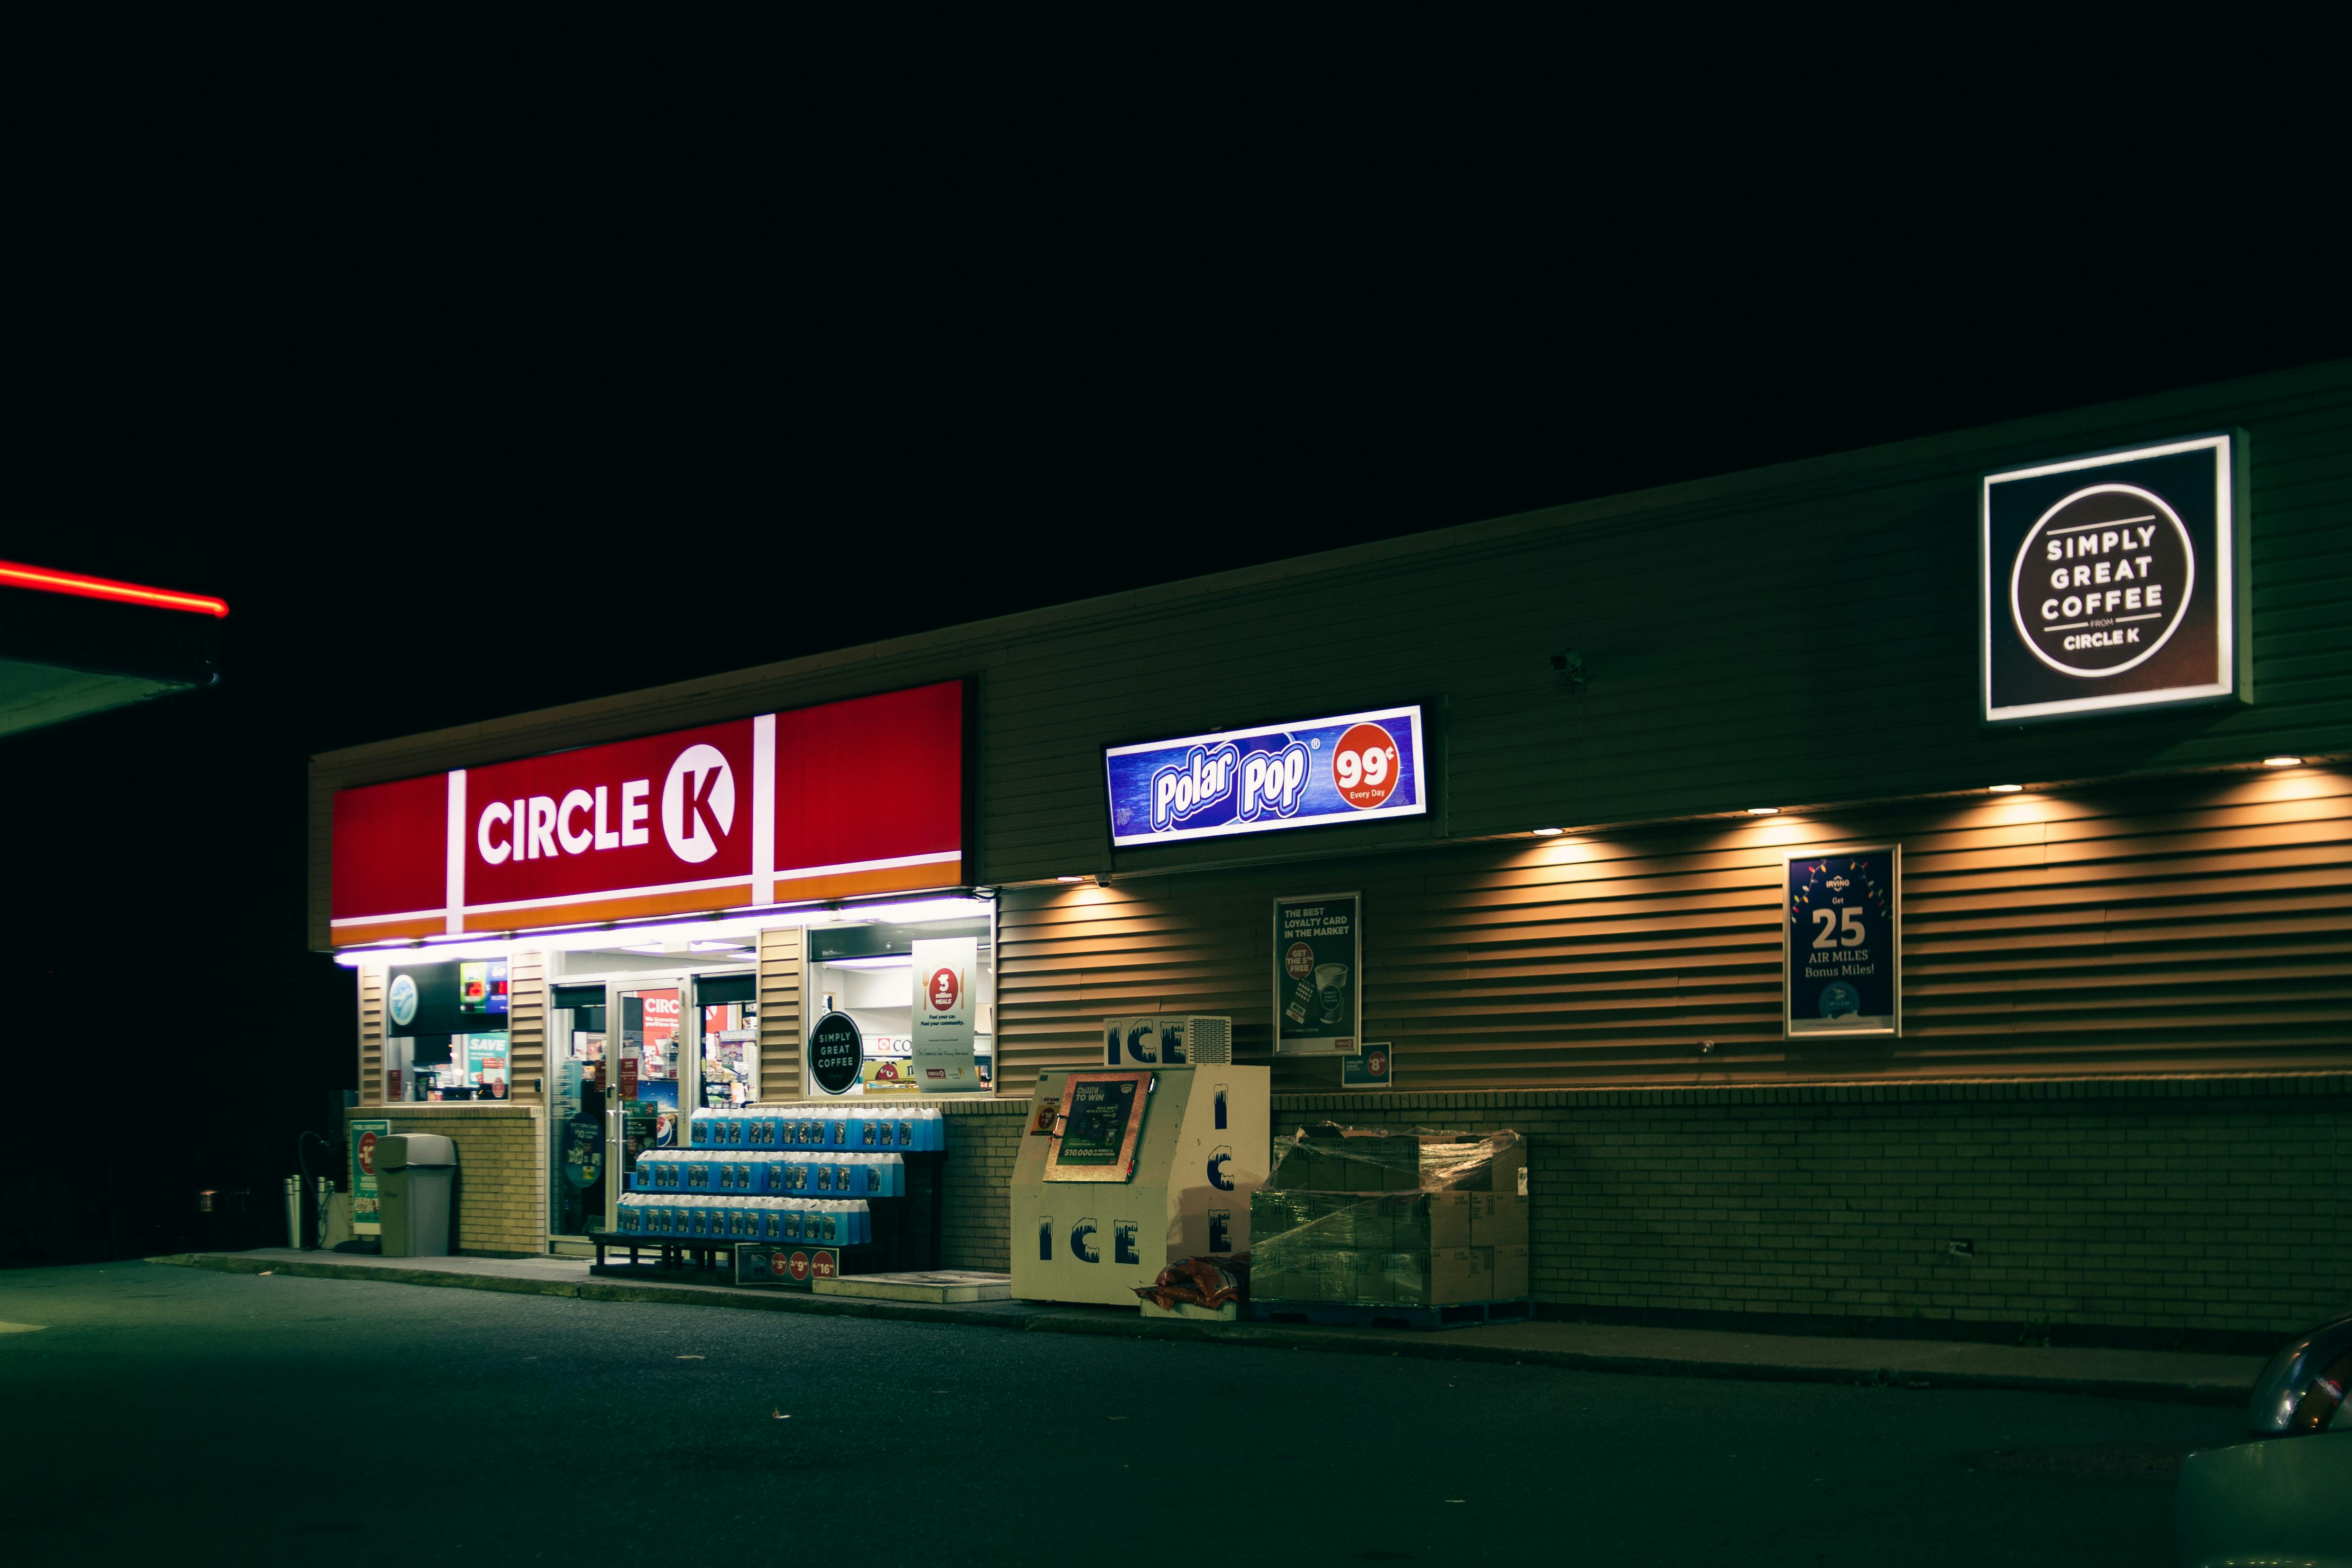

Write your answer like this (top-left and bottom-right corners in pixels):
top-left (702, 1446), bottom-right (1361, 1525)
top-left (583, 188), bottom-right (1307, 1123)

top-left (0, 1262), bottom-right (2233, 1565)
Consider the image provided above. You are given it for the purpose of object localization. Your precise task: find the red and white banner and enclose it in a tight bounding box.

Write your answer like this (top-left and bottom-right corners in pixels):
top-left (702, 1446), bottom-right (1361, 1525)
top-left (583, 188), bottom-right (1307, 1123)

top-left (331, 680), bottom-right (966, 945)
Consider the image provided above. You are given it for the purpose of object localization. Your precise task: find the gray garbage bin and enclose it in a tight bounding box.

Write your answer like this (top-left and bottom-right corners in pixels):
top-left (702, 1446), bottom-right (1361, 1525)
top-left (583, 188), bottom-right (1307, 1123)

top-left (377, 1133), bottom-right (457, 1257)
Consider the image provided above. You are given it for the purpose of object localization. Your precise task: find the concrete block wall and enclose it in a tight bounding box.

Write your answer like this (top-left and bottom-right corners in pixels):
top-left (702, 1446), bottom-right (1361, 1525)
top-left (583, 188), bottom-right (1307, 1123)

top-left (914, 1076), bottom-right (2351, 1339)
top-left (348, 1105), bottom-right (546, 1258)
top-left (1270, 1076), bottom-right (2352, 1339)
top-left (938, 1099), bottom-right (1029, 1271)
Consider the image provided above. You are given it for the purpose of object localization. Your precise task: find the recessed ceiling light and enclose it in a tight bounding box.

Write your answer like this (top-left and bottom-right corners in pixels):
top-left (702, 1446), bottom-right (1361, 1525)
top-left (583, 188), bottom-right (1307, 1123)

top-left (1055, 874), bottom-right (1086, 883)
top-left (1987, 784), bottom-right (2024, 793)
top-left (1746, 807), bottom-right (1780, 816)
top-left (2263, 756), bottom-right (2304, 768)
top-left (1530, 827), bottom-right (1565, 837)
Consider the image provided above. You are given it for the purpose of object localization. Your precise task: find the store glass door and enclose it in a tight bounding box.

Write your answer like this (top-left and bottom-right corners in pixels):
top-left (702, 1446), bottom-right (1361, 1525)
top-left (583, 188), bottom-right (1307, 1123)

top-left (548, 985), bottom-right (608, 1240)
top-left (601, 982), bottom-right (684, 1234)
top-left (695, 972), bottom-right (760, 1110)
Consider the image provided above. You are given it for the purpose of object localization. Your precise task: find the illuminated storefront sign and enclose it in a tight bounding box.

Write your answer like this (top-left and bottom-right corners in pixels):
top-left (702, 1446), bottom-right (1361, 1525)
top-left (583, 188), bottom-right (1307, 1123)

top-left (1103, 704), bottom-right (1426, 848)
top-left (1981, 434), bottom-right (2245, 722)
top-left (330, 680), bottom-right (967, 945)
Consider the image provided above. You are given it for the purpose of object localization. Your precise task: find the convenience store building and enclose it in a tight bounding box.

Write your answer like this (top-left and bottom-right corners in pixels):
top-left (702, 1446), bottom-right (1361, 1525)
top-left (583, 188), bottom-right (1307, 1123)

top-left (315, 360), bottom-right (2352, 1340)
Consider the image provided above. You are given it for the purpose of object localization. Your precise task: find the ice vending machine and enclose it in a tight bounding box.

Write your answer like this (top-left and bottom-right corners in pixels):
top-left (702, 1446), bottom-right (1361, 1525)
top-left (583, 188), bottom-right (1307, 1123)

top-left (1010, 1064), bottom-right (1267, 1306)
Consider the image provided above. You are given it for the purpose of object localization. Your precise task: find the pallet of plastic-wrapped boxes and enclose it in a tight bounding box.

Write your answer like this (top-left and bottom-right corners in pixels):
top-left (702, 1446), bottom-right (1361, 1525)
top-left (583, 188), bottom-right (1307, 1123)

top-left (1247, 1124), bottom-right (1529, 1329)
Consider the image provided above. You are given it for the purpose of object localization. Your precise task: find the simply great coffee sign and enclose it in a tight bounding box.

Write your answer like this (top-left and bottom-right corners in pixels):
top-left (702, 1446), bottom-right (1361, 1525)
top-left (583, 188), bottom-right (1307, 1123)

top-left (1980, 434), bottom-right (2246, 723)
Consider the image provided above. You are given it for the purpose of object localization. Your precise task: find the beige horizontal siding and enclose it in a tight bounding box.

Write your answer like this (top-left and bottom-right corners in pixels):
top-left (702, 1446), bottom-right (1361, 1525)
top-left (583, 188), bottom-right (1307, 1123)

top-left (758, 925), bottom-right (804, 1101)
top-left (996, 768), bottom-right (2352, 1095)
top-left (358, 965), bottom-right (385, 1106)
top-left (507, 951), bottom-right (545, 1102)
top-left (310, 367), bottom-right (2352, 947)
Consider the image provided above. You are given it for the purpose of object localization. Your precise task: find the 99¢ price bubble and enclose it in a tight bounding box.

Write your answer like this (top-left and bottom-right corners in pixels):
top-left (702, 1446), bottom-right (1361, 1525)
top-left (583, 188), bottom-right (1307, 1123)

top-left (1332, 722), bottom-right (1401, 810)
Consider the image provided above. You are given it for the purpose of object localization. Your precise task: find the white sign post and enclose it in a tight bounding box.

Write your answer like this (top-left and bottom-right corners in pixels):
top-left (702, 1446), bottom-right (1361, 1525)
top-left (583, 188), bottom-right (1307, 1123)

top-left (910, 936), bottom-right (982, 1092)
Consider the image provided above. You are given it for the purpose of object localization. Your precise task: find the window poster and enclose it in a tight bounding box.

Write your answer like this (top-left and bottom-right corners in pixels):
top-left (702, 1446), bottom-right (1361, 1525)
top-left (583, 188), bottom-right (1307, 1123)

top-left (909, 935), bottom-right (982, 1092)
top-left (1785, 847), bottom-right (1901, 1037)
top-left (458, 959), bottom-right (509, 1016)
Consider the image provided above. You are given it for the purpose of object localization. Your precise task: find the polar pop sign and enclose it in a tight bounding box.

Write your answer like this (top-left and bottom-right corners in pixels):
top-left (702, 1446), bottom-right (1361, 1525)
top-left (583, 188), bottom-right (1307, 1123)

top-left (1104, 705), bottom-right (1427, 848)
top-left (1981, 435), bottom-right (2244, 723)
top-left (330, 681), bottom-right (967, 944)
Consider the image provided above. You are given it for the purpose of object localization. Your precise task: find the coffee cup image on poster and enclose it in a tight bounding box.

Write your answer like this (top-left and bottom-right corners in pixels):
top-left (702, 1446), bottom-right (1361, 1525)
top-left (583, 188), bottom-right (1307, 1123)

top-left (1980, 434), bottom-right (2245, 723)
top-left (1785, 847), bottom-right (1900, 1037)
top-left (1273, 893), bottom-right (1361, 1054)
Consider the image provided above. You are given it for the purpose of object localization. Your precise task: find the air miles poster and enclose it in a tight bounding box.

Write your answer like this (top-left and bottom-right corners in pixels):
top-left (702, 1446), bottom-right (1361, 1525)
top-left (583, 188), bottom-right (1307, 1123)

top-left (1784, 848), bottom-right (1901, 1038)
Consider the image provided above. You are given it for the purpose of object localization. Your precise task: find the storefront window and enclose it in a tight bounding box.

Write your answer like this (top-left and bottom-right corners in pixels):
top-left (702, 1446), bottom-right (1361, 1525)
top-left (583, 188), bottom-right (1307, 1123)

top-left (383, 959), bottom-right (511, 1103)
top-left (805, 918), bottom-right (992, 1096)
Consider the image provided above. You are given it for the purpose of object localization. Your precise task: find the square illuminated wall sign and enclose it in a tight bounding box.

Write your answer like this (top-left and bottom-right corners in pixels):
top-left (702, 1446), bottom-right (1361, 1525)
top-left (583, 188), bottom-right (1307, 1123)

top-left (1980, 433), bottom-right (2248, 723)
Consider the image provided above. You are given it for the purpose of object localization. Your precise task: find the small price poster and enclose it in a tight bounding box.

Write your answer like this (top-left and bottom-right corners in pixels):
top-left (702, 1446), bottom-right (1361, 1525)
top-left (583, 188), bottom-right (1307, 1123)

top-left (1784, 846), bottom-right (1902, 1037)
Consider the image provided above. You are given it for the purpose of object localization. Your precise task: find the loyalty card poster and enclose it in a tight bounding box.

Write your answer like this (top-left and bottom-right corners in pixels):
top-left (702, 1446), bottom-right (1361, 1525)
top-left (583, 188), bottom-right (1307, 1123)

top-left (1274, 893), bottom-right (1362, 1054)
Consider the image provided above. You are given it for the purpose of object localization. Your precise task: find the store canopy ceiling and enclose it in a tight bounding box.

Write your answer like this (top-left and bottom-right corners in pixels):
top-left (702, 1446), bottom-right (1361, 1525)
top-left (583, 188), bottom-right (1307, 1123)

top-left (0, 559), bottom-right (226, 738)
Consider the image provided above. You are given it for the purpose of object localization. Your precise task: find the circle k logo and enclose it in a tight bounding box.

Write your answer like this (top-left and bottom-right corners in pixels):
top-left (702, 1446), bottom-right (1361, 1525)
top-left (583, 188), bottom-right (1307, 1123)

top-left (662, 744), bottom-right (736, 863)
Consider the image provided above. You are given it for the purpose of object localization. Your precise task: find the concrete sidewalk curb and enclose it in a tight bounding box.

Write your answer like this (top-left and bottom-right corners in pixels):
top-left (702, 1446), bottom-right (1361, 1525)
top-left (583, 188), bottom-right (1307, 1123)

top-left (154, 1253), bottom-right (2254, 1406)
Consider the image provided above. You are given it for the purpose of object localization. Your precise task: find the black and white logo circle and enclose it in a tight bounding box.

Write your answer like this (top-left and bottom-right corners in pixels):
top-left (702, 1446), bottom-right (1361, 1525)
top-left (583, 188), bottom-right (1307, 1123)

top-left (807, 1010), bottom-right (865, 1096)
top-left (2008, 483), bottom-right (2195, 678)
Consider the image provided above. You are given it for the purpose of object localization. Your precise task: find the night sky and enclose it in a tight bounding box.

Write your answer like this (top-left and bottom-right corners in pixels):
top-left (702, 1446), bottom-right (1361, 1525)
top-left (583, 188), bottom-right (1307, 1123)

top-left (5, 114), bottom-right (2345, 1255)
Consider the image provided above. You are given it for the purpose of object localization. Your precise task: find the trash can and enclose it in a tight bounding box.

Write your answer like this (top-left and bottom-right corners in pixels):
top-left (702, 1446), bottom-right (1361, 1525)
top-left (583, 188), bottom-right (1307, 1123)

top-left (376, 1133), bottom-right (457, 1257)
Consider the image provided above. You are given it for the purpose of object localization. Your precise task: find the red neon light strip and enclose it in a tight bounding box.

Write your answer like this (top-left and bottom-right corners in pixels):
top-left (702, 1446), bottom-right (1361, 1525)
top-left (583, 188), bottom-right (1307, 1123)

top-left (0, 558), bottom-right (229, 618)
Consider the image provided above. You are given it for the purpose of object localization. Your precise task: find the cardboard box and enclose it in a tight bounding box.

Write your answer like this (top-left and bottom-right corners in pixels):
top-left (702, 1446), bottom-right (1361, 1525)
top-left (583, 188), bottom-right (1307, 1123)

top-left (1419, 1134), bottom-right (1526, 1192)
top-left (1491, 1244), bottom-right (1529, 1300)
top-left (1427, 1191), bottom-right (1473, 1249)
top-left (1468, 1192), bottom-right (1529, 1247)
top-left (1384, 1251), bottom-right (1429, 1306)
top-left (1251, 1189), bottom-right (1314, 1243)
top-left (1252, 1259), bottom-right (1303, 1302)
top-left (1428, 1246), bottom-right (1490, 1305)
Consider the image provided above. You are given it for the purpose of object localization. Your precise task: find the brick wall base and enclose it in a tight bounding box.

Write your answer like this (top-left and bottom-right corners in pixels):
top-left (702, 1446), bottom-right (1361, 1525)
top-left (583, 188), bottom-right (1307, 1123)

top-left (928, 1076), bottom-right (2352, 1342)
top-left (346, 1105), bottom-right (546, 1258)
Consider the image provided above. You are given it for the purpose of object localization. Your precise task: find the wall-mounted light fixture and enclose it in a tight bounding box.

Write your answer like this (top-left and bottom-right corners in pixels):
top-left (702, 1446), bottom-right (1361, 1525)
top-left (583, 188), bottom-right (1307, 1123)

top-left (1987, 784), bottom-right (2024, 793)
top-left (1746, 806), bottom-right (1781, 816)
top-left (2264, 756), bottom-right (2305, 767)
top-left (1530, 827), bottom-right (1565, 837)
